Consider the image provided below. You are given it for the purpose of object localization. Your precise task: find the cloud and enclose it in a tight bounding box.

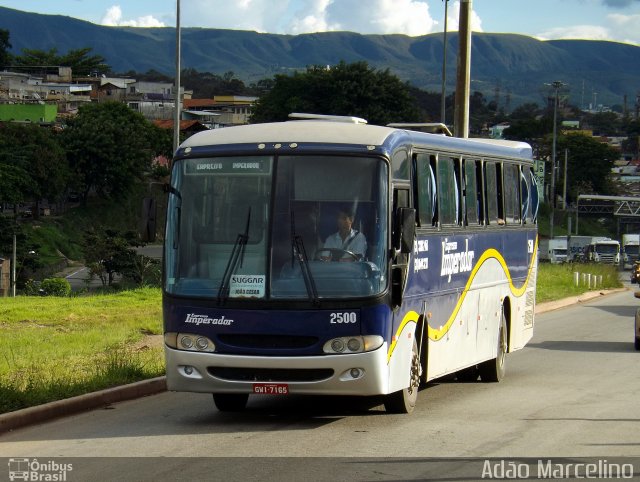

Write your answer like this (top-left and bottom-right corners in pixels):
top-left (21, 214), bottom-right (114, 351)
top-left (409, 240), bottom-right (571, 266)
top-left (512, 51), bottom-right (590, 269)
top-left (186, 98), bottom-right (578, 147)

top-left (180, 0), bottom-right (291, 33)
top-left (321, 0), bottom-right (437, 35)
top-left (100, 5), bottom-right (165, 27)
top-left (536, 25), bottom-right (611, 41)
top-left (535, 12), bottom-right (640, 45)
top-left (178, 0), bottom-right (444, 36)
top-left (607, 12), bottom-right (640, 43)
top-left (98, 0), bottom-right (485, 36)
top-left (289, 0), bottom-right (334, 34)
top-left (446, 1), bottom-right (483, 32)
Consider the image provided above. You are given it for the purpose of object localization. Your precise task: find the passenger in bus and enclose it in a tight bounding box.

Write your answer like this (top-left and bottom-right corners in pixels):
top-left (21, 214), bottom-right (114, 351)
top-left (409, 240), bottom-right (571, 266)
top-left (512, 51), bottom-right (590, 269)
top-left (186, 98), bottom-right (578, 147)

top-left (319, 206), bottom-right (367, 260)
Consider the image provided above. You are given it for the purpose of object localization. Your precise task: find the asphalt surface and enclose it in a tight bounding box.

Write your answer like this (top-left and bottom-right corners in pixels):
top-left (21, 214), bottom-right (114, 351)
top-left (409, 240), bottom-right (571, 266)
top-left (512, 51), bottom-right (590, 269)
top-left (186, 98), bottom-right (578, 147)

top-left (0, 287), bottom-right (627, 434)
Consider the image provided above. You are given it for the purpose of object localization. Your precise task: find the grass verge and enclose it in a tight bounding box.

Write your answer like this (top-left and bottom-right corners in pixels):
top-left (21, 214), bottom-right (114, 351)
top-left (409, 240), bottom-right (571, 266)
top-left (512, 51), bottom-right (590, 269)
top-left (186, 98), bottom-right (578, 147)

top-left (0, 287), bottom-right (163, 414)
top-left (536, 262), bottom-right (623, 303)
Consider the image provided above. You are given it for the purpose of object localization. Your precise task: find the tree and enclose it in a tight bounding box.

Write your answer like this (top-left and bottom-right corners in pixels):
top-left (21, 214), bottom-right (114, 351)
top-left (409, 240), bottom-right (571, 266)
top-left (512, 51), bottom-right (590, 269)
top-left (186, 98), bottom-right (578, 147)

top-left (0, 123), bottom-right (68, 217)
top-left (61, 102), bottom-right (158, 201)
top-left (82, 229), bottom-right (141, 287)
top-left (250, 61), bottom-right (421, 125)
top-left (13, 47), bottom-right (110, 76)
top-left (0, 29), bottom-right (11, 68)
top-left (0, 164), bottom-right (34, 207)
top-left (556, 132), bottom-right (619, 201)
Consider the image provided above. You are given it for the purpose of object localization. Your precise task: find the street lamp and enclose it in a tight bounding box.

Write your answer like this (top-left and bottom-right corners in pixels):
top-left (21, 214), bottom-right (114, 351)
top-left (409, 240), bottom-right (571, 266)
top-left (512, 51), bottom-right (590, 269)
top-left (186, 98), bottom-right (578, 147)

top-left (547, 80), bottom-right (565, 238)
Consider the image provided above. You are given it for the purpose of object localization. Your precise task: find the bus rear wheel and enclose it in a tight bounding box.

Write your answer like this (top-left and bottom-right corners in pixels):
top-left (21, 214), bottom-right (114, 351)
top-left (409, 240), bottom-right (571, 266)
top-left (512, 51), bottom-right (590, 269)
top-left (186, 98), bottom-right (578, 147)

top-left (384, 339), bottom-right (421, 414)
top-left (479, 311), bottom-right (507, 382)
top-left (213, 393), bottom-right (249, 412)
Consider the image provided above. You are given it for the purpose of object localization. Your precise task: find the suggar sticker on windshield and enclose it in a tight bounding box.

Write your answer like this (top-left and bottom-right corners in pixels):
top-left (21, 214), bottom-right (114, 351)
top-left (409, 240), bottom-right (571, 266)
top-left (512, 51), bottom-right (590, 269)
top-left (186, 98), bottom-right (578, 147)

top-left (229, 275), bottom-right (266, 298)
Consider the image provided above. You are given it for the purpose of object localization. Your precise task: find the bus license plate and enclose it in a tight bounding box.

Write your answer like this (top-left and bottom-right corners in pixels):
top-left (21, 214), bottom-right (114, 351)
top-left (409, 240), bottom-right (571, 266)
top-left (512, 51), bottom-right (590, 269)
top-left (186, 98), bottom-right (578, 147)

top-left (253, 383), bottom-right (289, 395)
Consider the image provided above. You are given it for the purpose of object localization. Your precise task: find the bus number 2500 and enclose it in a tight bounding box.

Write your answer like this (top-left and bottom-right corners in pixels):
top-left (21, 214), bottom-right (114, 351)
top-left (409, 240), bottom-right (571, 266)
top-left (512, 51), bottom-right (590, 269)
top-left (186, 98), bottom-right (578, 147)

top-left (330, 312), bottom-right (358, 324)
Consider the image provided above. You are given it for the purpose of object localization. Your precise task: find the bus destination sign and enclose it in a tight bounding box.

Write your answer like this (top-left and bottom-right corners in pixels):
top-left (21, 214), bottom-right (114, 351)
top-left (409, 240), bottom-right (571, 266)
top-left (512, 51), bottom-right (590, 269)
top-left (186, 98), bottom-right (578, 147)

top-left (186, 158), bottom-right (271, 175)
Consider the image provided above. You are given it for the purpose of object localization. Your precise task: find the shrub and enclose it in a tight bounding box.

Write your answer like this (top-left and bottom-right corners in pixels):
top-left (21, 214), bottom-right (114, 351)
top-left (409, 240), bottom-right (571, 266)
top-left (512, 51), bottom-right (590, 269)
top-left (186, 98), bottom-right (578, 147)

top-left (40, 277), bottom-right (71, 297)
top-left (22, 279), bottom-right (41, 296)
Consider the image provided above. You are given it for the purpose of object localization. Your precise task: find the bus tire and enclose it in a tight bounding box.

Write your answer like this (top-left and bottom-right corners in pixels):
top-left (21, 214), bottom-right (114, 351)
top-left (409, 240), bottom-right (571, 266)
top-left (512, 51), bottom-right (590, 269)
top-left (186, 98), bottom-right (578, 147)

top-left (479, 311), bottom-right (507, 383)
top-left (213, 393), bottom-right (249, 412)
top-left (384, 339), bottom-right (421, 414)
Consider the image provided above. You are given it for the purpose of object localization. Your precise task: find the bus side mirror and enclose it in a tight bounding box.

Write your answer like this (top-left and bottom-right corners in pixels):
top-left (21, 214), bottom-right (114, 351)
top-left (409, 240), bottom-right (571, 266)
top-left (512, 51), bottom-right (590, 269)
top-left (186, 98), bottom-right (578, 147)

top-left (395, 207), bottom-right (416, 254)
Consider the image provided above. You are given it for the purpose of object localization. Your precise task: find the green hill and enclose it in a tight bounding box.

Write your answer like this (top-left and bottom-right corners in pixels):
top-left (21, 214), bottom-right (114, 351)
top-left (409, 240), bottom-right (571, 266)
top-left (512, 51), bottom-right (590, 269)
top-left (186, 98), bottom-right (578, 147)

top-left (1, 6), bottom-right (639, 106)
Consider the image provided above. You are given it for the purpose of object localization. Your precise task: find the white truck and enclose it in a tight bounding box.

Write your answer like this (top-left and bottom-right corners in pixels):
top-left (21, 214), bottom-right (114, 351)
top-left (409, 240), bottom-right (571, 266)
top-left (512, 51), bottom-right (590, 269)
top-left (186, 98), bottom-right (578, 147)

top-left (566, 235), bottom-right (592, 262)
top-left (539, 237), bottom-right (568, 263)
top-left (622, 234), bottom-right (640, 269)
top-left (585, 237), bottom-right (621, 265)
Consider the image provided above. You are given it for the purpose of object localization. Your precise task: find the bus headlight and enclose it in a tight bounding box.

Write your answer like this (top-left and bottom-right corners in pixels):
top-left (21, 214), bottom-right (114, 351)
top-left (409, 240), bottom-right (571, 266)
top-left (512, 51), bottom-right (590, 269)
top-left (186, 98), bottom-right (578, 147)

top-left (164, 332), bottom-right (216, 353)
top-left (323, 335), bottom-right (383, 354)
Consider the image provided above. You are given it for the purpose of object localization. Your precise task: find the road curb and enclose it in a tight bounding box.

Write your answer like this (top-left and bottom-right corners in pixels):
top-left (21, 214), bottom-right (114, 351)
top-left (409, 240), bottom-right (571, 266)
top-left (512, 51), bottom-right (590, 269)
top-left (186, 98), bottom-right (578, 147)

top-left (0, 377), bottom-right (167, 434)
top-left (535, 287), bottom-right (628, 314)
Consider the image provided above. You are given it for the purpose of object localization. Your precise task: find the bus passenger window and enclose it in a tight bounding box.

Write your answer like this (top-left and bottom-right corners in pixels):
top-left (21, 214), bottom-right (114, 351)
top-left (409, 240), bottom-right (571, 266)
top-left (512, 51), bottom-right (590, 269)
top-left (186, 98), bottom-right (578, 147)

top-left (392, 148), bottom-right (410, 180)
top-left (485, 162), bottom-right (500, 225)
top-left (503, 164), bottom-right (521, 224)
top-left (463, 159), bottom-right (480, 225)
top-left (416, 153), bottom-right (436, 227)
top-left (438, 156), bottom-right (460, 226)
top-left (528, 168), bottom-right (539, 223)
top-left (520, 167), bottom-right (529, 222)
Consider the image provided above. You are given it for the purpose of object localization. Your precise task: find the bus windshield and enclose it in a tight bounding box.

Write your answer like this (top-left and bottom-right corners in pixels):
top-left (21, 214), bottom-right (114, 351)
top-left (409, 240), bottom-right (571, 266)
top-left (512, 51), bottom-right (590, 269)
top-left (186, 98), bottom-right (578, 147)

top-left (165, 155), bottom-right (388, 300)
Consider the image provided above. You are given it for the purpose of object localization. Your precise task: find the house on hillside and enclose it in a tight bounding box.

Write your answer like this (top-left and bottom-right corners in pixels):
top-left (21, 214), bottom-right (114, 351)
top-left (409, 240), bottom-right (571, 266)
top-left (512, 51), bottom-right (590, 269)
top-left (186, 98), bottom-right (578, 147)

top-left (183, 95), bottom-right (257, 128)
top-left (153, 119), bottom-right (209, 139)
top-left (126, 80), bottom-right (191, 121)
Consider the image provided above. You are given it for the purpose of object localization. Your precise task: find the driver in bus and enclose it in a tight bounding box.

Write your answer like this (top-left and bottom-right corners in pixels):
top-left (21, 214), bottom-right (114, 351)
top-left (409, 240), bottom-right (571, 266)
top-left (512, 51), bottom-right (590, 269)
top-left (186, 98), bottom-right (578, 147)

top-left (320, 206), bottom-right (367, 261)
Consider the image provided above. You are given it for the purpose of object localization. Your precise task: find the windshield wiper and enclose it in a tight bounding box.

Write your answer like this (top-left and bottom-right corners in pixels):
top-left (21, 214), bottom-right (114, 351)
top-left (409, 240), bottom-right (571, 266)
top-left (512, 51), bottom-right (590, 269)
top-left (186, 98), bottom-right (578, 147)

top-left (291, 211), bottom-right (319, 305)
top-left (217, 207), bottom-right (251, 303)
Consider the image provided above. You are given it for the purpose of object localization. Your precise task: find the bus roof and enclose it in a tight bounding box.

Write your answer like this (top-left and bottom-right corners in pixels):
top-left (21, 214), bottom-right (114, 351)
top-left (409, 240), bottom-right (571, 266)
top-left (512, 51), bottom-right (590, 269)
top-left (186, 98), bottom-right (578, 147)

top-left (180, 120), bottom-right (533, 161)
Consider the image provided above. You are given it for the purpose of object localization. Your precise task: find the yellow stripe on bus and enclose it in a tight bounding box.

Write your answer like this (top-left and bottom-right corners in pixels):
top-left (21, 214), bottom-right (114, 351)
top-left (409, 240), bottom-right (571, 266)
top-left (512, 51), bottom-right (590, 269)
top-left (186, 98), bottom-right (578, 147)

top-left (387, 236), bottom-right (538, 362)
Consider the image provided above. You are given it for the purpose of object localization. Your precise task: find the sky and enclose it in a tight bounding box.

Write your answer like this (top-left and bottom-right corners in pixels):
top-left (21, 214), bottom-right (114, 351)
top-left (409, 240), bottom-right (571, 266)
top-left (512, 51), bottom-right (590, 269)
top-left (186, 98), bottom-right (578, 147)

top-left (1, 0), bottom-right (639, 45)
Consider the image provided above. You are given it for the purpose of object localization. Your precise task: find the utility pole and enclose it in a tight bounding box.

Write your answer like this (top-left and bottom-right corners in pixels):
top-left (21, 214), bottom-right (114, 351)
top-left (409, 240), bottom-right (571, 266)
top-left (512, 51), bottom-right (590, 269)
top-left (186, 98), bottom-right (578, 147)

top-left (11, 234), bottom-right (16, 297)
top-left (562, 148), bottom-right (568, 210)
top-left (172, 0), bottom-right (182, 156)
top-left (440, 0), bottom-right (449, 125)
top-left (454, 0), bottom-right (472, 138)
top-left (548, 80), bottom-right (565, 238)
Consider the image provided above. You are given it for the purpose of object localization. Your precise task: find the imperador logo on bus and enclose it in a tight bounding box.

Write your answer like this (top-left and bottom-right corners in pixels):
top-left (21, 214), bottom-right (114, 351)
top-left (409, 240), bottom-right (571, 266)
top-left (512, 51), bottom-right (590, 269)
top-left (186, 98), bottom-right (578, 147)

top-left (441, 238), bottom-right (475, 282)
top-left (184, 314), bottom-right (234, 326)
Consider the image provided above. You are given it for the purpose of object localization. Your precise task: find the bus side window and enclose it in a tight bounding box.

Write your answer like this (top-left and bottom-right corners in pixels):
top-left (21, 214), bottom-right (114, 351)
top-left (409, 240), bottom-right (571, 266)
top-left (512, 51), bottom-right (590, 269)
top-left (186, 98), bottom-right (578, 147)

top-left (484, 161), bottom-right (500, 225)
top-left (520, 167), bottom-right (530, 222)
top-left (463, 159), bottom-right (480, 226)
top-left (496, 162), bottom-right (505, 224)
top-left (415, 153), bottom-right (436, 227)
top-left (392, 148), bottom-right (410, 181)
top-left (528, 168), bottom-right (539, 223)
top-left (437, 155), bottom-right (460, 227)
top-left (503, 163), bottom-right (521, 224)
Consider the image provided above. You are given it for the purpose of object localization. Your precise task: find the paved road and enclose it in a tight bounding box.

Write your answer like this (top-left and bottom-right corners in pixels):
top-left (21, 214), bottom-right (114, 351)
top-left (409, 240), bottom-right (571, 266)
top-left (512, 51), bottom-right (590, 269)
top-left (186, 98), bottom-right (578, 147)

top-left (60, 245), bottom-right (163, 290)
top-left (1, 289), bottom-right (639, 480)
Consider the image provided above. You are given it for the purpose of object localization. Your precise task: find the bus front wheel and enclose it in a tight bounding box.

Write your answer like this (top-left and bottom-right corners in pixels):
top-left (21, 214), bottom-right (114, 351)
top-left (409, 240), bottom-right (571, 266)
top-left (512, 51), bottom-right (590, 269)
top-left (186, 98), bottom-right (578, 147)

top-left (479, 312), bottom-right (507, 382)
top-left (213, 393), bottom-right (249, 412)
top-left (384, 339), bottom-right (421, 414)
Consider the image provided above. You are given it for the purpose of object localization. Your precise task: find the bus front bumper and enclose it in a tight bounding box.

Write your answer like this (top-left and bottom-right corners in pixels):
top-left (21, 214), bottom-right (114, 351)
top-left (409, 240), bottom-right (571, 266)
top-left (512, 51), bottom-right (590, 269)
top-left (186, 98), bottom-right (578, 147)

top-left (164, 344), bottom-right (390, 396)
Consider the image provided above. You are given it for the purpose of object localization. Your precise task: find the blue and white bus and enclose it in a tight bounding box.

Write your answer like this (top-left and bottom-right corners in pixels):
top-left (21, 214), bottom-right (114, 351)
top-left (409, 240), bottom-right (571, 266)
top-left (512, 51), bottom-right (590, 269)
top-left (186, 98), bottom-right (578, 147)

top-left (162, 114), bottom-right (538, 413)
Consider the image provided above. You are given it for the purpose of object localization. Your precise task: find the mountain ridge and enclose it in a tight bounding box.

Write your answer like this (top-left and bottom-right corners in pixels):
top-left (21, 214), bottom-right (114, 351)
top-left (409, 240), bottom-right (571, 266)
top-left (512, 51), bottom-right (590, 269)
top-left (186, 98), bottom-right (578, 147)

top-left (1, 6), bottom-right (639, 108)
